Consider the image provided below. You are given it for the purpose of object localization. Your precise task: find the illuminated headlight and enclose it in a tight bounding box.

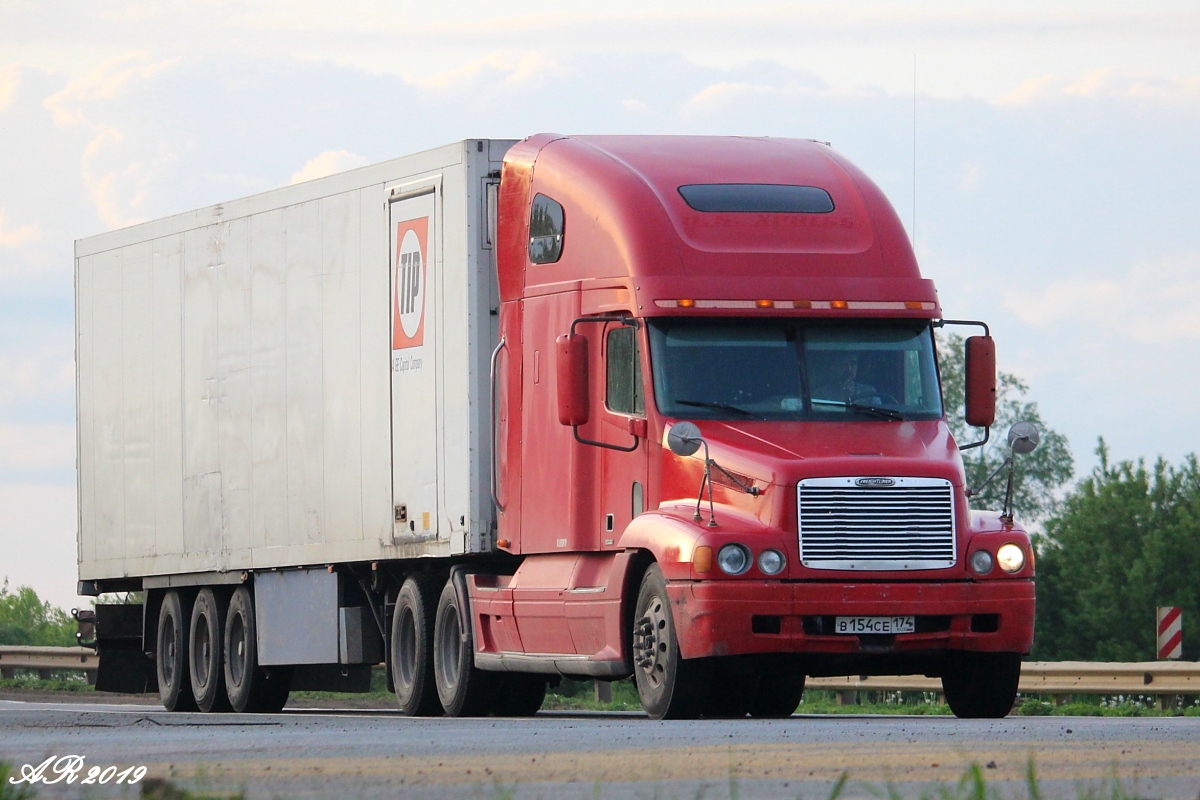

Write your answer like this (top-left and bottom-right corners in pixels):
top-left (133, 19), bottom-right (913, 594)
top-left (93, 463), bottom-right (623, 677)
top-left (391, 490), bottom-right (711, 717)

top-left (969, 549), bottom-right (994, 575)
top-left (757, 549), bottom-right (786, 576)
top-left (996, 543), bottom-right (1025, 573)
top-left (717, 544), bottom-right (752, 575)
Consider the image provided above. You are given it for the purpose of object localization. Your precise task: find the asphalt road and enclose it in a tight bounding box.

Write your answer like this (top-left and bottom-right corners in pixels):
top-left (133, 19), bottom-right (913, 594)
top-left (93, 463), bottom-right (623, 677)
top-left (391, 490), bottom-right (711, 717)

top-left (3, 698), bottom-right (1199, 799)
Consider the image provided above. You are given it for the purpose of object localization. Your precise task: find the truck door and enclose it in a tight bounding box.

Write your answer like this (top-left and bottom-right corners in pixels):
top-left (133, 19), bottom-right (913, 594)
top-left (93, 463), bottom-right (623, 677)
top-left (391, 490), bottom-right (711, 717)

top-left (597, 320), bottom-right (649, 548)
top-left (389, 187), bottom-right (441, 544)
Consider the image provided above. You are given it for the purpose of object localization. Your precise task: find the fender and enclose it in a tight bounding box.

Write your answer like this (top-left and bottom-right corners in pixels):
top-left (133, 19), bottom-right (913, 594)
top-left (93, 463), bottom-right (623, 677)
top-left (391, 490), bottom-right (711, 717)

top-left (617, 506), bottom-right (772, 581)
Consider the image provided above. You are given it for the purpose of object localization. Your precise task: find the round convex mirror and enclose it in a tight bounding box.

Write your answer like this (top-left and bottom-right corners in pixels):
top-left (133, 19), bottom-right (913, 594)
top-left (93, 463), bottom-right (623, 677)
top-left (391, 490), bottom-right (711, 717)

top-left (667, 421), bottom-right (703, 457)
top-left (1007, 421), bottom-right (1040, 454)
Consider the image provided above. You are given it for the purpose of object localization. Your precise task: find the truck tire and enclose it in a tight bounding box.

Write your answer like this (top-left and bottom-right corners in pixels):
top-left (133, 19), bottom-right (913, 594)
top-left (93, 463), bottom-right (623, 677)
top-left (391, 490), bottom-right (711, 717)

top-left (433, 577), bottom-right (498, 716)
top-left (391, 573), bottom-right (443, 716)
top-left (942, 652), bottom-right (1021, 719)
top-left (189, 588), bottom-right (231, 713)
top-left (157, 590), bottom-right (198, 712)
top-left (748, 673), bottom-right (804, 718)
top-left (704, 660), bottom-right (757, 718)
top-left (631, 564), bottom-right (711, 719)
top-left (223, 586), bottom-right (291, 713)
top-left (493, 673), bottom-right (547, 717)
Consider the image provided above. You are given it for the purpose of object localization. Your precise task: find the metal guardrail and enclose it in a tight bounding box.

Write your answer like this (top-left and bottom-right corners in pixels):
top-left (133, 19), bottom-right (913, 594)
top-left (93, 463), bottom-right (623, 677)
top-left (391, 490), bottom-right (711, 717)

top-left (0, 646), bottom-right (98, 680)
top-left (2, 647), bottom-right (1196, 701)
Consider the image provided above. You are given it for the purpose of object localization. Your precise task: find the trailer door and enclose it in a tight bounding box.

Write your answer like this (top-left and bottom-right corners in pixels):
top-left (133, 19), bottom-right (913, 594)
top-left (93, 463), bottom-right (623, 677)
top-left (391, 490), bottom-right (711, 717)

top-left (390, 186), bottom-right (441, 544)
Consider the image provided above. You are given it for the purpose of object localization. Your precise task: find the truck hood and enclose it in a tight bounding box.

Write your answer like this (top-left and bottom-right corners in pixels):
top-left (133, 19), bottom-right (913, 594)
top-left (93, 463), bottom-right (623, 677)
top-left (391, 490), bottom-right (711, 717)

top-left (671, 418), bottom-right (966, 488)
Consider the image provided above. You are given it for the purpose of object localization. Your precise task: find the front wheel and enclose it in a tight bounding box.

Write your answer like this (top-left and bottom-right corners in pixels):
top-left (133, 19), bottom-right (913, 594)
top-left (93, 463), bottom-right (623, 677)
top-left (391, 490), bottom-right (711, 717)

top-left (941, 652), bottom-right (1021, 719)
top-left (631, 564), bottom-right (710, 720)
top-left (748, 673), bottom-right (804, 718)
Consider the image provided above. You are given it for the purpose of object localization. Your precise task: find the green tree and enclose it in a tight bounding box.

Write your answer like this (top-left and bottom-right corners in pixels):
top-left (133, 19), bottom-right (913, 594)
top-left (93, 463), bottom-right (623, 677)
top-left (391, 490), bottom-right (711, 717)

top-left (0, 581), bottom-right (77, 647)
top-left (1033, 444), bottom-right (1200, 661)
top-left (938, 332), bottom-right (1074, 522)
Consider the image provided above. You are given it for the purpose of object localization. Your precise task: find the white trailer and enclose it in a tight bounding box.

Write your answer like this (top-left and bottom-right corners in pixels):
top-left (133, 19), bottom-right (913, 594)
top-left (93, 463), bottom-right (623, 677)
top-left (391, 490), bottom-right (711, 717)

top-left (76, 139), bottom-right (514, 582)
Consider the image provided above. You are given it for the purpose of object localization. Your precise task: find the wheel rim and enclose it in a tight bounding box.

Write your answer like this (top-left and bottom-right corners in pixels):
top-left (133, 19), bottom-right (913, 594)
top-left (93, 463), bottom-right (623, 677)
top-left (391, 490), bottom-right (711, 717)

top-left (634, 593), bottom-right (670, 691)
top-left (193, 612), bottom-right (211, 688)
top-left (229, 612), bottom-right (247, 687)
top-left (436, 605), bottom-right (461, 690)
top-left (161, 615), bottom-right (177, 686)
top-left (397, 607), bottom-right (417, 688)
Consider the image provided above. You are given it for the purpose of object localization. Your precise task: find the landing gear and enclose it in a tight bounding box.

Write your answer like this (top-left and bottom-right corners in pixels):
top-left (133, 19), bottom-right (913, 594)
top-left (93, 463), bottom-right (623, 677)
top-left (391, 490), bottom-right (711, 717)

top-left (156, 590), bottom-right (197, 712)
top-left (942, 652), bottom-right (1021, 719)
top-left (433, 577), bottom-right (498, 716)
top-left (188, 588), bottom-right (231, 712)
top-left (223, 586), bottom-right (291, 712)
top-left (391, 574), bottom-right (443, 716)
top-left (631, 564), bottom-right (711, 719)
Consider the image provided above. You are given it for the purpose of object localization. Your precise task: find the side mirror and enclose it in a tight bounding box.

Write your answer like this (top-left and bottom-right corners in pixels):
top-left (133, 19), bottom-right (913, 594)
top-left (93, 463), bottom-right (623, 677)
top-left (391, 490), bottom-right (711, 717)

top-left (667, 421), bottom-right (703, 457)
top-left (1007, 421), bottom-right (1040, 455)
top-left (555, 333), bottom-right (589, 426)
top-left (964, 335), bottom-right (996, 428)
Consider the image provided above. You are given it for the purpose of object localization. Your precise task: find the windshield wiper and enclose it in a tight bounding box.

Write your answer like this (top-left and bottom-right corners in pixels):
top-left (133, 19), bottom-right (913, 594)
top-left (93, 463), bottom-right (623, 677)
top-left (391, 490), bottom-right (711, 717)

top-left (674, 399), bottom-right (762, 419)
top-left (811, 398), bottom-right (903, 421)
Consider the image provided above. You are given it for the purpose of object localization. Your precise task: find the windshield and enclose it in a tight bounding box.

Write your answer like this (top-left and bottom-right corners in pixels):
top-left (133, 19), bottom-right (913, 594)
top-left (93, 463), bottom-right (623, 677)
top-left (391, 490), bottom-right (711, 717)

top-left (647, 319), bottom-right (943, 421)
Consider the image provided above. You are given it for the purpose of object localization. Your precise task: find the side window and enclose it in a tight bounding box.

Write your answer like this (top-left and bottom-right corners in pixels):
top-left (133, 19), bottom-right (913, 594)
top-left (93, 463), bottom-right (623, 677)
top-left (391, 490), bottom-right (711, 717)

top-left (606, 326), bottom-right (644, 415)
top-left (528, 194), bottom-right (564, 264)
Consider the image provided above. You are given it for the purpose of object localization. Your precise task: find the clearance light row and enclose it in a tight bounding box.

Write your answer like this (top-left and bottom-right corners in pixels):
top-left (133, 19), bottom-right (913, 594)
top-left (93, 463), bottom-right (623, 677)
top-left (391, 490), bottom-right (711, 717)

top-left (654, 299), bottom-right (936, 311)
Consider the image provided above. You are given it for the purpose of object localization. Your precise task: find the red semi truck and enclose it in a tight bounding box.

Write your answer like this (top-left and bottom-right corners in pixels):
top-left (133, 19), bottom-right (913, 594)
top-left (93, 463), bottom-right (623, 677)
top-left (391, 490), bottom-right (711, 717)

top-left (75, 135), bottom-right (1035, 719)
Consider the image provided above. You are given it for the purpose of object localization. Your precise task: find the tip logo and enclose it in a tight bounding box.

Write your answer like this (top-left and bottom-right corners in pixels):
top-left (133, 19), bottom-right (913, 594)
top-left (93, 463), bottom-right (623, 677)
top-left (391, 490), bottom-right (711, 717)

top-left (393, 217), bottom-right (429, 350)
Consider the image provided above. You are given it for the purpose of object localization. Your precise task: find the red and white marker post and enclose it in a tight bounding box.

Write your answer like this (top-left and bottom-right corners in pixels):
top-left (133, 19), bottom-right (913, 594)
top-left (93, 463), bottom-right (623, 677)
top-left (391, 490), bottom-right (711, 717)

top-left (1157, 606), bottom-right (1182, 660)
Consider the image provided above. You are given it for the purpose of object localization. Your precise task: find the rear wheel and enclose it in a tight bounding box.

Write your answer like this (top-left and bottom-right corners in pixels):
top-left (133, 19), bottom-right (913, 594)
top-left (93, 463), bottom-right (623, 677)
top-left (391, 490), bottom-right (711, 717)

top-left (157, 590), bottom-right (197, 712)
top-left (224, 586), bottom-right (292, 713)
top-left (942, 652), bottom-right (1021, 719)
top-left (391, 573), bottom-right (443, 716)
top-left (189, 588), bottom-right (231, 713)
top-left (748, 673), bottom-right (804, 718)
top-left (433, 578), bottom-right (498, 716)
top-left (631, 564), bottom-right (711, 720)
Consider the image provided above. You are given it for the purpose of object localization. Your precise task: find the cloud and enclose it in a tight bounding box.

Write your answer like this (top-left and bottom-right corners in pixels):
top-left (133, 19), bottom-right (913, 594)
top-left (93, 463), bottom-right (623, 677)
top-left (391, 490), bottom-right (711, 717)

top-left (0, 208), bottom-right (42, 247)
top-left (42, 52), bottom-right (181, 229)
top-left (289, 150), bottom-right (369, 185)
top-left (413, 51), bottom-right (563, 91)
top-left (0, 64), bottom-right (19, 111)
top-left (0, 423), bottom-right (75, 473)
top-left (0, 482), bottom-right (79, 610)
top-left (996, 69), bottom-right (1200, 106)
top-left (0, 345), bottom-right (74, 410)
top-left (1003, 254), bottom-right (1200, 344)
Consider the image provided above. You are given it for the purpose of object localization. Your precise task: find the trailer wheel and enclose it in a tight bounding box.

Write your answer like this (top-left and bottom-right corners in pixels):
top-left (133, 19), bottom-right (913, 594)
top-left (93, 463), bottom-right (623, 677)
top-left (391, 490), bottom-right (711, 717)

top-left (631, 564), bottom-right (711, 719)
top-left (157, 590), bottom-right (198, 712)
top-left (748, 673), bottom-right (804, 718)
top-left (189, 588), bottom-right (231, 712)
top-left (942, 652), bottom-right (1021, 719)
top-left (433, 578), bottom-right (498, 716)
top-left (391, 574), bottom-right (443, 716)
top-left (493, 673), bottom-right (547, 717)
top-left (224, 586), bottom-right (292, 713)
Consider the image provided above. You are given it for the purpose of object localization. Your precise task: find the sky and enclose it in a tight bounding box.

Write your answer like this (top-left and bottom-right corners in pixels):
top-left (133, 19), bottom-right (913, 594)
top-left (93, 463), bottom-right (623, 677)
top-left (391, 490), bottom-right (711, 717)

top-left (2, 1), bottom-right (1198, 610)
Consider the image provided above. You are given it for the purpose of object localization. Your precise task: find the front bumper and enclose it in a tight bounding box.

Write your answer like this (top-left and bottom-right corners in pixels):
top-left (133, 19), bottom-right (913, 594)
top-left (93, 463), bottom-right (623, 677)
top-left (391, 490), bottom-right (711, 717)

top-left (666, 579), bottom-right (1034, 659)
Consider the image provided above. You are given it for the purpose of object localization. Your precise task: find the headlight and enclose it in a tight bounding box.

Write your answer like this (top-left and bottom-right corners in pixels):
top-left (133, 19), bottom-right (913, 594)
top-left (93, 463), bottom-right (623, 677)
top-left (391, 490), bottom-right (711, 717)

top-left (717, 544), bottom-right (751, 575)
top-left (757, 549), bottom-right (786, 576)
top-left (969, 549), bottom-right (994, 575)
top-left (996, 543), bottom-right (1025, 573)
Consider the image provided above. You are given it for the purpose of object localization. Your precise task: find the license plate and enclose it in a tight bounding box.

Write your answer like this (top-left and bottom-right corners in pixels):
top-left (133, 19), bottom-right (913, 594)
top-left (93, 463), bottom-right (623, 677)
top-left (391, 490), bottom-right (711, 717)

top-left (834, 616), bottom-right (915, 634)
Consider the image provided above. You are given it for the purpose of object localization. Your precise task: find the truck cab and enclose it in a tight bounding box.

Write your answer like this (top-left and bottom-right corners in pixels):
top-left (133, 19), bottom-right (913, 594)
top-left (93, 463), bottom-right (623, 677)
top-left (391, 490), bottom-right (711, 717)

top-left (483, 134), bottom-right (1033, 718)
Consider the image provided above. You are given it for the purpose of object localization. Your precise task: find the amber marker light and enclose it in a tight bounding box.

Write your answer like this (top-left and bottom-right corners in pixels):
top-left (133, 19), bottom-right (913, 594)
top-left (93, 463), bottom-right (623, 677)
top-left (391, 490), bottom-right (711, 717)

top-left (756, 299), bottom-right (774, 308)
top-left (693, 545), bottom-right (713, 573)
top-left (830, 300), bottom-right (849, 309)
top-left (497, 539), bottom-right (511, 548)
top-left (678, 298), bottom-right (696, 308)
top-left (794, 300), bottom-right (812, 309)
top-left (904, 301), bottom-right (924, 310)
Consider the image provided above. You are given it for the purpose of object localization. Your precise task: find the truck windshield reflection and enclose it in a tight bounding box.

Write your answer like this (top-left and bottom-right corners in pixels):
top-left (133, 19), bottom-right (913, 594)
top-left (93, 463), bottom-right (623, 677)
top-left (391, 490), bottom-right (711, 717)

top-left (648, 319), bottom-right (943, 421)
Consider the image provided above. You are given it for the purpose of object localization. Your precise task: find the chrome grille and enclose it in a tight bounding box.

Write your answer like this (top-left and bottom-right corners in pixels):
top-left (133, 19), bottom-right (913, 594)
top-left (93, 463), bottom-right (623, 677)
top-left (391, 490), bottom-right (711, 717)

top-left (797, 477), bottom-right (956, 570)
